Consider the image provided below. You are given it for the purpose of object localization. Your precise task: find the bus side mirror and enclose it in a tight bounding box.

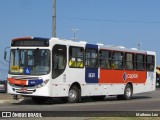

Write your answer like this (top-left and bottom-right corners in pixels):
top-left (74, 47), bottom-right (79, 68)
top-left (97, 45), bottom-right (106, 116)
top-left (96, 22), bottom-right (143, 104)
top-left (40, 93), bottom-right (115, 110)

top-left (4, 51), bottom-right (7, 60)
top-left (4, 47), bottom-right (10, 63)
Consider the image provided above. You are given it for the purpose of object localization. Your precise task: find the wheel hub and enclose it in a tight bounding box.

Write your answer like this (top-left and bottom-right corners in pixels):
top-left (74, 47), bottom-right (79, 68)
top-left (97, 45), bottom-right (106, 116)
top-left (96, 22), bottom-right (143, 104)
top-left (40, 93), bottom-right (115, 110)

top-left (69, 90), bottom-right (77, 101)
top-left (126, 88), bottom-right (131, 97)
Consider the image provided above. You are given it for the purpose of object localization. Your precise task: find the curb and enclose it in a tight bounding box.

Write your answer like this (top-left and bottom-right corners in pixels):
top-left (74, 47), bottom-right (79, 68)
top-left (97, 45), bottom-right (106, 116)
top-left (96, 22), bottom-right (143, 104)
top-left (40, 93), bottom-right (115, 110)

top-left (0, 99), bottom-right (24, 104)
top-left (0, 100), bottom-right (12, 104)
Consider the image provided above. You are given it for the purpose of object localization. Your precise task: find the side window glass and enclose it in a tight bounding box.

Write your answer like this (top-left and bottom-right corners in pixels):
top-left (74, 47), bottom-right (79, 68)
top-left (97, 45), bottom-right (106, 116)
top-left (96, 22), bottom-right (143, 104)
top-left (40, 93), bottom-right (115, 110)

top-left (52, 45), bottom-right (67, 79)
top-left (136, 54), bottom-right (145, 70)
top-left (112, 52), bottom-right (123, 69)
top-left (69, 47), bottom-right (84, 68)
top-left (126, 53), bottom-right (135, 70)
top-left (146, 55), bottom-right (155, 71)
top-left (85, 49), bottom-right (98, 68)
top-left (99, 50), bottom-right (111, 69)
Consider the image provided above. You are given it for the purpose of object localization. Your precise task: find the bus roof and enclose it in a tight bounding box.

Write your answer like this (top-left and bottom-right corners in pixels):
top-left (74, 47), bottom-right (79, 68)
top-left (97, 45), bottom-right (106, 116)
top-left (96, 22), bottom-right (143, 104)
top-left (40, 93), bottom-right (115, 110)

top-left (12, 37), bottom-right (49, 42)
top-left (11, 37), bottom-right (155, 54)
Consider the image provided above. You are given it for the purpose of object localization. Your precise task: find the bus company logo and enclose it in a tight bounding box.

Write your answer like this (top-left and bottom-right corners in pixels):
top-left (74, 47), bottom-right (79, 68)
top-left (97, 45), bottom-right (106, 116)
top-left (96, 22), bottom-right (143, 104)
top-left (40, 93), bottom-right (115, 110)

top-left (123, 72), bottom-right (127, 81)
top-left (123, 72), bottom-right (138, 81)
top-left (88, 73), bottom-right (95, 78)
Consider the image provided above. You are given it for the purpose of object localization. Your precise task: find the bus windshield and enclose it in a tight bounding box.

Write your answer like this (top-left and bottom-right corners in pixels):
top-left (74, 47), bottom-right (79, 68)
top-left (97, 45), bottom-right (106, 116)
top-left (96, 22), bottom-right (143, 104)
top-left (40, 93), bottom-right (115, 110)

top-left (9, 49), bottom-right (50, 75)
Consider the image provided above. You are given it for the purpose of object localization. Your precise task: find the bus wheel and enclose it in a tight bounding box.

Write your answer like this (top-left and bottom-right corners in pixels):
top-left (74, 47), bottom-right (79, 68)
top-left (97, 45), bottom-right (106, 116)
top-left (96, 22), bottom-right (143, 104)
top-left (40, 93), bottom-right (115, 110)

top-left (32, 97), bottom-right (49, 104)
top-left (117, 84), bottom-right (133, 100)
top-left (124, 84), bottom-right (133, 100)
top-left (68, 86), bottom-right (80, 103)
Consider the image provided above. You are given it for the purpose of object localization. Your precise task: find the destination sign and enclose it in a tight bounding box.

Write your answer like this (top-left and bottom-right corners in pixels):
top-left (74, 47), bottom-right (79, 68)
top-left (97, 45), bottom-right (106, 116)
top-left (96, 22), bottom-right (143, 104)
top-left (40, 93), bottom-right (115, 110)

top-left (11, 40), bottom-right (49, 47)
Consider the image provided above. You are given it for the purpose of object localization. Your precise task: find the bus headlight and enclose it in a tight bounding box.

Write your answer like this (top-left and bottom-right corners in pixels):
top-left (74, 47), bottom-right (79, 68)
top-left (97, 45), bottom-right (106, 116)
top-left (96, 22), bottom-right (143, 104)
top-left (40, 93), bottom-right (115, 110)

top-left (36, 79), bottom-right (49, 88)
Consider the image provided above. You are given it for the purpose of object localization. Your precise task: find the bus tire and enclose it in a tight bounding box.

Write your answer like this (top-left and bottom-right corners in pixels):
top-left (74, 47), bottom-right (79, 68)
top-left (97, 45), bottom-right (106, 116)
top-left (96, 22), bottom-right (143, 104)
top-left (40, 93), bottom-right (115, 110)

top-left (32, 97), bottom-right (49, 104)
top-left (124, 84), bottom-right (133, 100)
top-left (117, 84), bottom-right (133, 100)
top-left (68, 85), bottom-right (80, 103)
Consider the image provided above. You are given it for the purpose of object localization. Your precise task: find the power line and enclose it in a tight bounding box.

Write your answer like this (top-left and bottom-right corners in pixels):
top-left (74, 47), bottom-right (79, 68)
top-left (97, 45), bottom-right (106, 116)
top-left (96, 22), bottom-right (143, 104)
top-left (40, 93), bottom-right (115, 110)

top-left (58, 16), bottom-right (160, 24)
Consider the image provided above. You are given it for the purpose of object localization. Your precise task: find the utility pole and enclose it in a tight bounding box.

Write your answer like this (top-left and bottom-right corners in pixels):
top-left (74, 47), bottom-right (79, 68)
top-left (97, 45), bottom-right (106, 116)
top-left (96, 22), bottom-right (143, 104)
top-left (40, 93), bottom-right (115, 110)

top-left (52, 0), bottom-right (56, 37)
top-left (70, 29), bottom-right (79, 41)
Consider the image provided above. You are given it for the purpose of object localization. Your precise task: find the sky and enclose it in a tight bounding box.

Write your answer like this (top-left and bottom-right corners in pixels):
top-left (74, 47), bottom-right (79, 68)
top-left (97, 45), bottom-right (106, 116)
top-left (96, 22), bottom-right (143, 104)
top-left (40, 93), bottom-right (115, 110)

top-left (0, 0), bottom-right (160, 79)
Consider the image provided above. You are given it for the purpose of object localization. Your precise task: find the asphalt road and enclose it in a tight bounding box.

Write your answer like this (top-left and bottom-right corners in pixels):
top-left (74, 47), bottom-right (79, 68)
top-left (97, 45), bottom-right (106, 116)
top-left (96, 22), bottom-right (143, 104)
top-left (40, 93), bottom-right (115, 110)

top-left (0, 88), bottom-right (160, 118)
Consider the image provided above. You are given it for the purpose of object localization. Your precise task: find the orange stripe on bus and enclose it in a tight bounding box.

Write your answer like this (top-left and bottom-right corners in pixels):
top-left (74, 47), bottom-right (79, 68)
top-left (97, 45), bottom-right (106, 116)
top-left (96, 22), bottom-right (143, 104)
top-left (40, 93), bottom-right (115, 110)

top-left (99, 69), bottom-right (146, 83)
top-left (8, 78), bottom-right (27, 85)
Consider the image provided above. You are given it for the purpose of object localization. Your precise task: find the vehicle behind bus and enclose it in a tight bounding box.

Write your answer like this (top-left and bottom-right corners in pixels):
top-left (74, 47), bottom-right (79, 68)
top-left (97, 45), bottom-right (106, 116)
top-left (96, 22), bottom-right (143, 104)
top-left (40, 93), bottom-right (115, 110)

top-left (0, 80), bottom-right (7, 93)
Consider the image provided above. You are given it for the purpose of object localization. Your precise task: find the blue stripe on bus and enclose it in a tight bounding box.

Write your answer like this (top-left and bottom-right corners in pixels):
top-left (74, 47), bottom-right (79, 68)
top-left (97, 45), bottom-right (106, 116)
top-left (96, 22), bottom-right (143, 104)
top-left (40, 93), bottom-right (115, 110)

top-left (33, 37), bottom-right (49, 41)
top-left (85, 44), bottom-right (98, 49)
top-left (85, 68), bottom-right (98, 83)
top-left (28, 79), bottom-right (43, 86)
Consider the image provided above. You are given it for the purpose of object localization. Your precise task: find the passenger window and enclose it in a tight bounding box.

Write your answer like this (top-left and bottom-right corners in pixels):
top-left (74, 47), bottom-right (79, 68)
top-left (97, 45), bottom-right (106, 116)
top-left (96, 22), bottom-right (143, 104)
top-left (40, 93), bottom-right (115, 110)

top-left (146, 55), bottom-right (155, 71)
top-left (136, 54), bottom-right (145, 70)
top-left (125, 53), bottom-right (135, 70)
top-left (99, 50), bottom-right (111, 69)
top-left (85, 49), bottom-right (98, 68)
top-left (112, 52), bottom-right (124, 69)
top-left (69, 47), bottom-right (84, 68)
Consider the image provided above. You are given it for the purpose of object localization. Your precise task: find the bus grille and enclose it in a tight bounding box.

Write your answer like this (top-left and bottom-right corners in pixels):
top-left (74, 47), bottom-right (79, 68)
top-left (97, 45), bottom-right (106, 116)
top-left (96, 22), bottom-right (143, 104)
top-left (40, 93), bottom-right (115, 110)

top-left (13, 88), bottom-right (36, 94)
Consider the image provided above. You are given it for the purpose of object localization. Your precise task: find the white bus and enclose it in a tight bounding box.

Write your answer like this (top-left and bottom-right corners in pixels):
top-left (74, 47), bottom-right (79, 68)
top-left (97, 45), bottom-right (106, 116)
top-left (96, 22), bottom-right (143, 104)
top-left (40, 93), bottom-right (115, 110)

top-left (5, 37), bottom-right (156, 103)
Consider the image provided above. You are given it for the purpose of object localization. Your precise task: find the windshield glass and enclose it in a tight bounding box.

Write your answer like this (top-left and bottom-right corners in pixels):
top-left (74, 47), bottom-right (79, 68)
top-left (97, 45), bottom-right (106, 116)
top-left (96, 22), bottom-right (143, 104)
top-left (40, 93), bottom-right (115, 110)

top-left (9, 49), bottom-right (50, 75)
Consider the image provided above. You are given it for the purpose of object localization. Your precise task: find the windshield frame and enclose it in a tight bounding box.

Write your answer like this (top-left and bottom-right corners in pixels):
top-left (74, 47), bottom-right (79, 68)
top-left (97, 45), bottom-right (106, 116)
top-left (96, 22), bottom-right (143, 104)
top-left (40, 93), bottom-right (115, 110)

top-left (9, 48), bottom-right (51, 75)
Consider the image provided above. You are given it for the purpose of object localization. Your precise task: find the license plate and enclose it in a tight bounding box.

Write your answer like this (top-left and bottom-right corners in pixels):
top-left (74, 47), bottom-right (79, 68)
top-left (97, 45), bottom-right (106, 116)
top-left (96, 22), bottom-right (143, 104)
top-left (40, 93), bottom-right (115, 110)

top-left (20, 88), bottom-right (27, 92)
